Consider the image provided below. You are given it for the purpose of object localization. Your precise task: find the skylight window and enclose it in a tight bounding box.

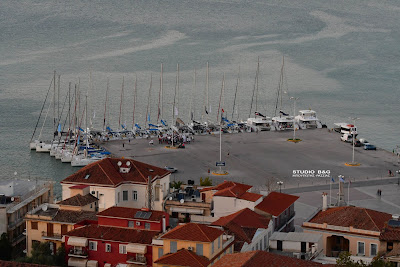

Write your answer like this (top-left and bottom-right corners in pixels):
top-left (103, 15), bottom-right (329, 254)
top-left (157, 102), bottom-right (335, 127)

top-left (84, 174), bottom-right (90, 179)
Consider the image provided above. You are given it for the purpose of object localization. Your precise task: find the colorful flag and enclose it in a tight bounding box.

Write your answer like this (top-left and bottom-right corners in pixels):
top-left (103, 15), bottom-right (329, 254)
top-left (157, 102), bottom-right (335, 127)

top-left (339, 176), bottom-right (345, 182)
top-left (222, 108), bottom-right (224, 113)
top-left (331, 177), bottom-right (335, 183)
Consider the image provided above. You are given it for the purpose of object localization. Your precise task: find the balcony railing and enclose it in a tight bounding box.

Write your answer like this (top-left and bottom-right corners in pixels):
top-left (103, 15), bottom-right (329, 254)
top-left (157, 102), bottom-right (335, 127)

top-left (42, 231), bottom-right (62, 241)
top-left (127, 255), bottom-right (146, 265)
top-left (68, 248), bottom-right (88, 258)
top-left (8, 217), bottom-right (24, 230)
top-left (11, 233), bottom-right (26, 246)
top-left (276, 211), bottom-right (296, 231)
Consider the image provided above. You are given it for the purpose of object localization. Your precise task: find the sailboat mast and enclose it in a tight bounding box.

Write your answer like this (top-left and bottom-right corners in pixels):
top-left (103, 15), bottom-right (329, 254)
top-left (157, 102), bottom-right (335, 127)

top-left (145, 74), bottom-right (152, 128)
top-left (53, 70), bottom-right (56, 136)
top-left (256, 56), bottom-right (259, 112)
top-left (280, 56), bottom-right (284, 112)
top-left (118, 77), bottom-right (124, 130)
top-left (172, 64), bottom-right (178, 147)
top-left (103, 79), bottom-right (109, 132)
top-left (249, 60), bottom-right (258, 118)
top-left (58, 75), bottom-right (60, 127)
top-left (217, 74), bottom-right (224, 123)
top-left (206, 62), bottom-right (209, 120)
top-left (232, 66), bottom-right (240, 121)
top-left (189, 68), bottom-right (196, 122)
top-left (132, 75), bottom-right (137, 129)
top-left (160, 63), bottom-right (163, 123)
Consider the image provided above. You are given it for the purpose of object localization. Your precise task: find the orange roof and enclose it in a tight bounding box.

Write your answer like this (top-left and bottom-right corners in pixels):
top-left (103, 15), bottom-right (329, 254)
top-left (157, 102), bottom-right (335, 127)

top-left (97, 206), bottom-right (167, 222)
top-left (255, 192), bottom-right (299, 216)
top-left (161, 223), bottom-right (224, 242)
top-left (206, 181), bottom-right (261, 202)
top-left (155, 249), bottom-right (210, 267)
top-left (213, 251), bottom-right (323, 267)
top-left (61, 158), bottom-right (170, 187)
top-left (307, 206), bottom-right (392, 232)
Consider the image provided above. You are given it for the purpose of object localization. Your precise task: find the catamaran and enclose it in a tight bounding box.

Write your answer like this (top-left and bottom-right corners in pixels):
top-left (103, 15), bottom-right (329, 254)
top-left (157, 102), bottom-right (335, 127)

top-left (295, 110), bottom-right (323, 129)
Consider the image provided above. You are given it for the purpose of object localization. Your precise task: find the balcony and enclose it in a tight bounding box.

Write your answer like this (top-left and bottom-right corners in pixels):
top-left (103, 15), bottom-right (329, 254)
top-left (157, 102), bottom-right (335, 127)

top-left (127, 255), bottom-right (147, 265)
top-left (68, 247), bottom-right (88, 258)
top-left (42, 231), bottom-right (62, 241)
top-left (276, 211), bottom-right (296, 231)
top-left (11, 233), bottom-right (26, 246)
top-left (8, 217), bottom-right (24, 231)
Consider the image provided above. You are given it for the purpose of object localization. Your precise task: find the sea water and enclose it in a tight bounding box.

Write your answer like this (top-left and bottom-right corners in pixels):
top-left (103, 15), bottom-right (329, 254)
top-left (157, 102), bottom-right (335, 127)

top-left (0, 0), bottom-right (399, 196)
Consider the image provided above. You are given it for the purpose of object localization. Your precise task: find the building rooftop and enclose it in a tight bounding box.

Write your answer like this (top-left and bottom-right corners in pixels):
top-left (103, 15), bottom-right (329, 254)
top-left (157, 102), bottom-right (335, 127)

top-left (61, 158), bottom-right (170, 187)
top-left (154, 249), bottom-right (210, 267)
top-left (161, 223), bottom-right (224, 242)
top-left (380, 219), bottom-right (400, 241)
top-left (270, 232), bottom-right (321, 243)
top-left (213, 250), bottom-right (323, 267)
top-left (97, 206), bottom-right (166, 222)
top-left (57, 194), bottom-right (98, 207)
top-left (27, 204), bottom-right (97, 224)
top-left (65, 224), bottom-right (158, 244)
top-left (202, 181), bottom-right (262, 202)
top-left (307, 206), bottom-right (392, 232)
top-left (255, 192), bottom-right (299, 216)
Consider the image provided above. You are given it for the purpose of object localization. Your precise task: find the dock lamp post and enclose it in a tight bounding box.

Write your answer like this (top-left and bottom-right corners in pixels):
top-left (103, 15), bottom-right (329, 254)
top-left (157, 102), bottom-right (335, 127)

top-left (290, 97), bottom-right (299, 141)
top-left (277, 181), bottom-right (283, 193)
top-left (396, 170), bottom-right (400, 185)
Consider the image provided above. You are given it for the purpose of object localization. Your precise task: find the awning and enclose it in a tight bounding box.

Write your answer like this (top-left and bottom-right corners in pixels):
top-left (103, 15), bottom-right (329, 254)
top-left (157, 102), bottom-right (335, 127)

top-left (86, 260), bottom-right (98, 267)
top-left (126, 243), bottom-right (147, 254)
top-left (67, 237), bottom-right (88, 247)
top-left (68, 258), bottom-right (88, 267)
top-left (170, 207), bottom-right (204, 214)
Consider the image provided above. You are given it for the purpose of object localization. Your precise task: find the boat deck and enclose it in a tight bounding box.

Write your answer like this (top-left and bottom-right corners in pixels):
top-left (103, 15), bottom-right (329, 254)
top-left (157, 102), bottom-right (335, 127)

top-left (99, 129), bottom-right (399, 189)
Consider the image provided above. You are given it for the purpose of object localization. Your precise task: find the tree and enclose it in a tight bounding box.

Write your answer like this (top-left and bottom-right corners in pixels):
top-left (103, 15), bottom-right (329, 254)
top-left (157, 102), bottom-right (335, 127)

top-left (265, 176), bottom-right (277, 193)
top-left (16, 242), bottom-right (66, 266)
top-left (200, 177), bottom-right (212, 186)
top-left (171, 181), bottom-right (183, 190)
top-left (336, 251), bottom-right (393, 267)
top-left (0, 233), bottom-right (12, 260)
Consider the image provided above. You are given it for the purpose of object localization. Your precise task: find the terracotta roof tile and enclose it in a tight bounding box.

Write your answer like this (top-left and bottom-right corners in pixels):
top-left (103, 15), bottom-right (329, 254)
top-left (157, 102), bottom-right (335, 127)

top-left (69, 185), bottom-right (89, 190)
top-left (65, 224), bottom-right (158, 244)
top-left (255, 192), bottom-right (299, 216)
top-left (155, 249), bottom-right (210, 267)
top-left (307, 206), bottom-right (392, 232)
top-left (61, 158), bottom-right (170, 187)
top-left (380, 221), bottom-right (400, 241)
top-left (213, 251), bottom-right (323, 267)
top-left (97, 206), bottom-right (167, 222)
top-left (206, 181), bottom-right (261, 202)
top-left (53, 210), bottom-right (98, 224)
top-left (161, 223), bottom-right (223, 242)
top-left (57, 194), bottom-right (98, 207)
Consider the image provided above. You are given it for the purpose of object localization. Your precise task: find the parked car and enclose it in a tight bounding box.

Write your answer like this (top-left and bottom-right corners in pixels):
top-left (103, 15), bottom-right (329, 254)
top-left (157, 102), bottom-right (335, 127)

top-left (364, 144), bottom-right (376, 150)
top-left (354, 140), bottom-right (362, 147)
top-left (164, 166), bottom-right (178, 173)
top-left (359, 138), bottom-right (370, 145)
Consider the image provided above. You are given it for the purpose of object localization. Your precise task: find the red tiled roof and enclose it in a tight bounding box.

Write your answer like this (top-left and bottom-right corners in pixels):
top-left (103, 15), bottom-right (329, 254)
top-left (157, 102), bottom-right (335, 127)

top-left (380, 221), bottom-right (400, 241)
top-left (307, 206), bottom-right (392, 232)
top-left (61, 158), bottom-right (170, 187)
top-left (212, 208), bottom-right (269, 229)
top-left (57, 194), bottom-right (98, 207)
top-left (97, 206), bottom-right (167, 222)
top-left (155, 249), bottom-right (210, 267)
top-left (255, 192), bottom-right (299, 216)
top-left (206, 181), bottom-right (261, 202)
top-left (161, 223), bottom-right (224, 242)
top-left (53, 210), bottom-right (98, 224)
top-left (212, 208), bottom-right (269, 248)
top-left (213, 250), bottom-right (322, 267)
top-left (65, 224), bottom-right (158, 244)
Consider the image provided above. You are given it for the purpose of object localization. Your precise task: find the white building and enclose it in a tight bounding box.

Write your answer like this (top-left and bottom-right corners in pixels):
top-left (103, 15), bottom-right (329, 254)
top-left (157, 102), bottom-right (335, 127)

top-left (61, 158), bottom-right (171, 212)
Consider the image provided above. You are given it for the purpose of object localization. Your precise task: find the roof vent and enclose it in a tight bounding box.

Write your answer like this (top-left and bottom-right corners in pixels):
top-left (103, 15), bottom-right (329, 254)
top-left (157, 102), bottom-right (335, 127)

top-left (119, 161), bottom-right (131, 173)
top-left (117, 161), bottom-right (122, 167)
top-left (149, 169), bottom-right (154, 172)
top-left (126, 161), bottom-right (131, 167)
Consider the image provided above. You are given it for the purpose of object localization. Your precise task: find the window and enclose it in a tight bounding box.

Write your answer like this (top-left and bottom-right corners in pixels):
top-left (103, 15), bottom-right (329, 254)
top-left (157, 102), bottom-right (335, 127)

top-left (119, 244), bottom-right (127, 254)
top-left (370, 243), bottom-right (377, 257)
top-left (196, 244), bottom-right (203, 256)
top-left (357, 242), bottom-right (365, 255)
top-left (128, 221), bottom-right (134, 228)
top-left (89, 241), bottom-right (97, 251)
top-left (132, 191), bottom-right (138, 201)
top-left (170, 241), bottom-right (177, 253)
top-left (145, 223), bottom-right (151, 230)
top-left (118, 192), bottom-right (120, 203)
top-left (31, 222), bottom-right (38, 230)
top-left (256, 243), bottom-right (259, 250)
top-left (158, 248), bottom-right (163, 258)
top-left (61, 225), bottom-right (68, 235)
top-left (218, 236), bottom-right (221, 249)
top-left (105, 244), bottom-right (111, 252)
top-left (211, 240), bottom-right (214, 254)
top-left (123, 191), bottom-right (128, 201)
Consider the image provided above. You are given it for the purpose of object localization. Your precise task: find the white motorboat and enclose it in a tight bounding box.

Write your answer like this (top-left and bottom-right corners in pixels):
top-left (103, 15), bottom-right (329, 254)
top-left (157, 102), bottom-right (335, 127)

top-left (30, 140), bottom-right (39, 150)
top-left (35, 141), bottom-right (52, 153)
top-left (71, 153), bottom-right (106, 167)
top-left (272, 114), bottom-right (295, 131)
top-left (246, 114), bottom-right (275, 131)
top-left (295, 110), bottom-right (323, 129)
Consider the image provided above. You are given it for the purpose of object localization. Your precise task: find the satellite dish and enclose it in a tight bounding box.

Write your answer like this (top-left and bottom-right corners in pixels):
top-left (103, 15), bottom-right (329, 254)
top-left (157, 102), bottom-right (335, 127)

top-left (180, 199), bottom-right (185, 204)
top-left (169, 197), bottom-right (173, 201)
top-left (117, 161), bottom-right (122, 166)
top-left (42, 204), bottom-right (48, 211)
top-left (11, 197), bottom-right (14, 202)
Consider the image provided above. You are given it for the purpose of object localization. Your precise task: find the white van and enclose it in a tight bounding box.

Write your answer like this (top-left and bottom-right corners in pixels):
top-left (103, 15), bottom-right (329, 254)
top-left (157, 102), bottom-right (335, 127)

top-left (341, 133), bottom-right (353, 143)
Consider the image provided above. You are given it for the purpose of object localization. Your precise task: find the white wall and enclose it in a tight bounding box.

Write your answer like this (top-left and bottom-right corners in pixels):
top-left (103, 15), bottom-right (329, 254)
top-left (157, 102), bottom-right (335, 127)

top-left (241, 220), bottom-right (274, 252)
top-left (213, 196), bottom-right (258, 217)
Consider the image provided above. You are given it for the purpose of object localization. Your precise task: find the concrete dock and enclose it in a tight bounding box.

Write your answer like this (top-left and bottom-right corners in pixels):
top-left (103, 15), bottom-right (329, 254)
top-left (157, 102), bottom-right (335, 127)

top-left (99, 129), bottom-right (399, 190)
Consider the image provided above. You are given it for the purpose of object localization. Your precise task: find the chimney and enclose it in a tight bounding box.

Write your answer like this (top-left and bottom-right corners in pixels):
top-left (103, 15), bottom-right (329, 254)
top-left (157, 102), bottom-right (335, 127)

top-left (322, 192), bottom-right (328, 211)
top-left (162, 216), bottom-right (167, 233)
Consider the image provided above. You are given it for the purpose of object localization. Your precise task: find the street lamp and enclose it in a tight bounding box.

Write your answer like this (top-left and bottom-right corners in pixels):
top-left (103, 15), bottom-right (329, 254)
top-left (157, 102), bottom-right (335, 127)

top-left (396, 170), bottom-right (400, 185)
top-left (290, 97), bottom-right (299, 141)
top-left (349, 117), bottom-right (360, 165)
top-left (277, 181), bottom-right (283, 193)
